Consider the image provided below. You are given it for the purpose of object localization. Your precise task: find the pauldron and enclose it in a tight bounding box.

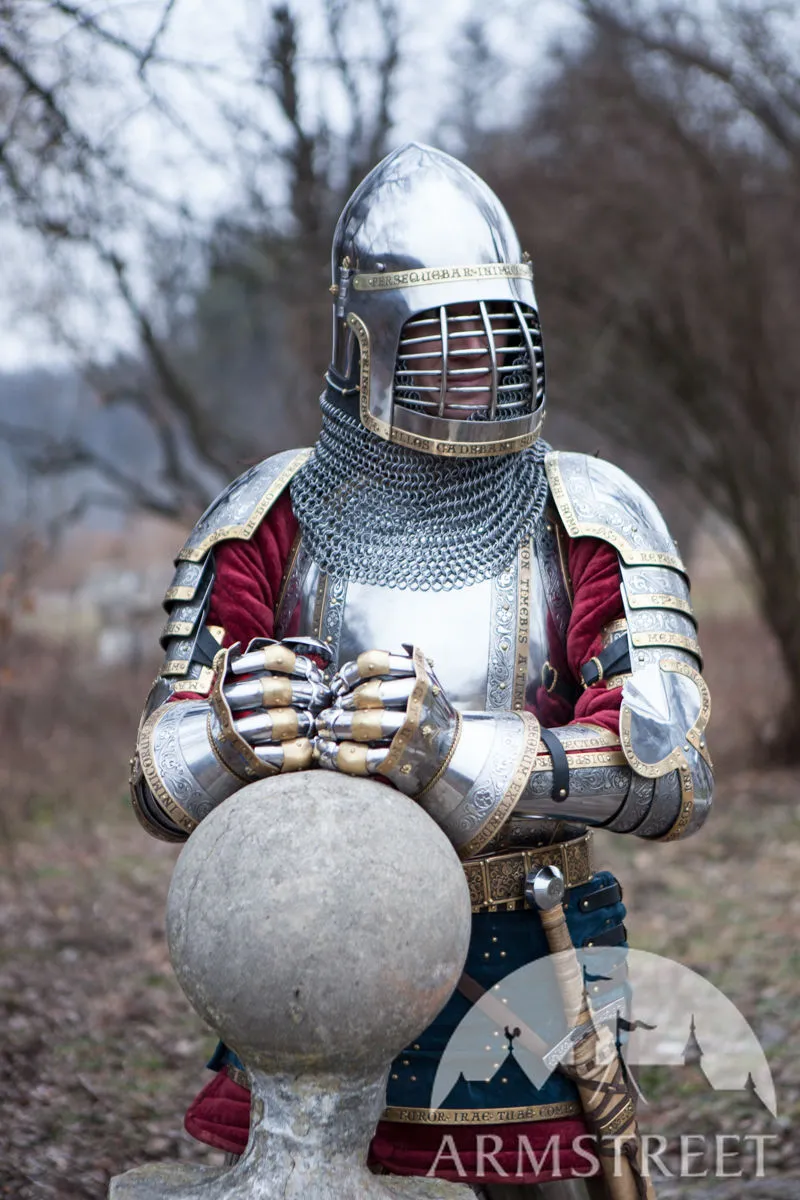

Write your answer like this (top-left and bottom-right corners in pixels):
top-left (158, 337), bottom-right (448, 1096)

top-left (130, 450), bottom-right (311, 841)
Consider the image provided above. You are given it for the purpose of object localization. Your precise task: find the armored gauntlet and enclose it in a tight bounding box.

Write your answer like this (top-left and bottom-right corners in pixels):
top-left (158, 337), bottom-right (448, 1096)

top-left (131, 637), bottom-right (331, 841)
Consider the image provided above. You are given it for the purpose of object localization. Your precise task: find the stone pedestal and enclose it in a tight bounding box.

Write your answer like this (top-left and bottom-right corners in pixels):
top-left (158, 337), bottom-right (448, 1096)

top-left (110, 772), bottom-right (474, 1199)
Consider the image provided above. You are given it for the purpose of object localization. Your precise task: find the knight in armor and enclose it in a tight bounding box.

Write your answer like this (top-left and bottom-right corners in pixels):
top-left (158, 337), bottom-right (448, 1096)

top-left (130, 143), bottom-right (712, 1197)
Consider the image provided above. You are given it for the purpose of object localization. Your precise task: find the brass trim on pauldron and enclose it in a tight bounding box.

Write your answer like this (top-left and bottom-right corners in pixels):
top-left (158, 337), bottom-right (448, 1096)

top-left (352, 261), bottom-right (534, 293)
top-left (513, 538), bottom-right (532, 710)
top-left (545, 454), bottom-right (684, 571)
top-left (458, 712), bottom-right (542, 861)
top-left (381, 1100), bottom-right (581, 1126)
top-left (630, 629), bottom-right (703, 662)
top-left (161, 625), bottom-right (225, 680)
top-left (463, 830), bottom-right (594, 912)
top-left (166, 666), bottom-right (214, 696)
top-left (163, 657), bottom-right (190, 676)
top-left (177, 451), bottom-right (312, 563)
top-left (600, 618), bottom-right (628, 647)
top-left (627, 591), bottom-right (694, 617)
top-left (164, 559), bottom-right (208, 606)
top-left (604, 673), bottom-right (631, 690)
top-left (165, 585), bottom-right (200, 603)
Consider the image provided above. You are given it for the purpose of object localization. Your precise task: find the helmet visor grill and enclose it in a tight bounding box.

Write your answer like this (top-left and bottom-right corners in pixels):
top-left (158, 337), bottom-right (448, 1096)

top-left (393, 300), bottom-right (544, 421)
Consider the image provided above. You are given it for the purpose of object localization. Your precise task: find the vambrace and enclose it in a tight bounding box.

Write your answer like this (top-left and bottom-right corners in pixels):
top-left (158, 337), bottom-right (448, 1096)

top-left (130, 642), bottom-right (321, 841)
top-left (130, 696), bottom-right (274, 841)
top-left (377, 652), bottom-right (713, 856)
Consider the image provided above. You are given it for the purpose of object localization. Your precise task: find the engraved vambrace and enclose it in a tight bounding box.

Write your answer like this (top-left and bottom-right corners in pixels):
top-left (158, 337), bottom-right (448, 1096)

top-left (316, 646), bottom-right (713, 858)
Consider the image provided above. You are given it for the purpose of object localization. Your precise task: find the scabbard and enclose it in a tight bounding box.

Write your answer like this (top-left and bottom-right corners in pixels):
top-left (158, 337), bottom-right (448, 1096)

top-left (538, 905), bottom-right (656, 1200)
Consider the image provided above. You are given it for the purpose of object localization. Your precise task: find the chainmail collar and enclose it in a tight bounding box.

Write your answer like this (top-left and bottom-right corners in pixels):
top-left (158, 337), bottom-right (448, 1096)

top-left (289, 392), bottom-right (550, 591)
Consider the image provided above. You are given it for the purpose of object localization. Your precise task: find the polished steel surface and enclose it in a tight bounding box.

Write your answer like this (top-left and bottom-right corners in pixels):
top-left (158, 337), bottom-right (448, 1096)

top-left (274, 542), bottom-right (312, 639)
top-left (517, 759), bottom-right (628, 826)
top-left (427, 713), bottom-right (526, 849)
top-left (620, 560), bottom-right (694, 618)
top-left (289, 528), bottom-right (563, 718)
top-left (621, 663), bottom-right (703, 771)
top-left (526, 864), bottom-right (566, 910)
top-left (329, 142), bottom-right (545, 454)
top-left (534, 510), bottom-right (572, 642)
top-left (336, 577), bottom-right (495, 709)
top-left (604, 771), bottom-right (656, 834)
top-left (636, 769), bottom-right (682, 837)
top-left (146, 701), bottom-right (240, 824)
top-left (546, 451), bottom-right (685, 569)
top-left (485, 553), bottom-right (519, 710)
top-left (682, 751), bottom-right (714, 836)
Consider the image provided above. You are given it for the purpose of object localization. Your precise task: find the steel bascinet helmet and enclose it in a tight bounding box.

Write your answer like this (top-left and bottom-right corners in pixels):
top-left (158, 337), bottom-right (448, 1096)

top-left (327, 142), bottom-right (545, 457)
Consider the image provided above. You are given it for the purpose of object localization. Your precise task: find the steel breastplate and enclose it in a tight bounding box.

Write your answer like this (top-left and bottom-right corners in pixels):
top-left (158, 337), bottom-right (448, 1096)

top-left (276, 509), bottom-right (572, 715)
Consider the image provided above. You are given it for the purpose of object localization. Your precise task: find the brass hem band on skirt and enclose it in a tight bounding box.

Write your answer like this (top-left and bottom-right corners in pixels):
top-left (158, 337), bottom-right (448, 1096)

top-left (381, 1100), bottom-right (583, 1125)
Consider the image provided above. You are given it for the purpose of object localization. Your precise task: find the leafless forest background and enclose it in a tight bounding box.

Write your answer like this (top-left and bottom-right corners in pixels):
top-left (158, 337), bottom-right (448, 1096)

top-left (0, 1), bottom-right (798, 1197)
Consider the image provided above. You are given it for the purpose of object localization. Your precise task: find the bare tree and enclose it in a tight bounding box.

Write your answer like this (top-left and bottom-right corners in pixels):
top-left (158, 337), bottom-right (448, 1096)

top-left (0, 1), bottom-right (402, 523)
top-left (471, 2), bottom-right (800, 752)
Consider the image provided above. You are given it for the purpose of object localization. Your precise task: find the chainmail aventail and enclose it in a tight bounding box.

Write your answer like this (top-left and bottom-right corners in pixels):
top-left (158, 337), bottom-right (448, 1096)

top-left (290, 393), bottom-right (550, 591)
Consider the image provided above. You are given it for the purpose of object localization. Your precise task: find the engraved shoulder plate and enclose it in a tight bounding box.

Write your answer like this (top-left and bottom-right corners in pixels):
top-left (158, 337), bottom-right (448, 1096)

top-left (177, 448), bottom-right (311, 563)
top-left (545, 452), bottom-right (685, 572)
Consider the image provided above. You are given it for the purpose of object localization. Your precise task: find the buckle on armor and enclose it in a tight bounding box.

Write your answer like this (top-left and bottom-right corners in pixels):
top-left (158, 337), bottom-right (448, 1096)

top-left (463, 832), bottom-right (594, 912)
top-left (541, 660), bottom-right (559, 695)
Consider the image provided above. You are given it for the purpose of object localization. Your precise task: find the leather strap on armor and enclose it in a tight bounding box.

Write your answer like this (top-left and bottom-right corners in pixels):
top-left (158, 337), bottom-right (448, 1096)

top-left (539, 726), bottom-right (570, 802)
top-left (580, 635), bottom-right (631, 688)
top-left (583, 922), bottom-right (627, 949)
top-left (578, 879), bottom-right (622, 913)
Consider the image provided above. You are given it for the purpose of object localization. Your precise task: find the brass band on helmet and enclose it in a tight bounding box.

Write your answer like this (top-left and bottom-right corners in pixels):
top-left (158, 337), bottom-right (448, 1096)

top-left (327, 142), bottom-right (546, 457)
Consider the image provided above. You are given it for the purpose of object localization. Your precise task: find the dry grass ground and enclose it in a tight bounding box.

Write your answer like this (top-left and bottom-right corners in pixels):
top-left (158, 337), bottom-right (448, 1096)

top-left (0, 614), bottom-right (796, 1199)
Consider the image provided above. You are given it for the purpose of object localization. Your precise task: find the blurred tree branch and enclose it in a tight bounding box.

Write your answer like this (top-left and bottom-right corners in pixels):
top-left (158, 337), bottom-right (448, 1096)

top-left (0, 0), bottom-right (403, 524)
top-left (472, 0), bottom-right (800, 752)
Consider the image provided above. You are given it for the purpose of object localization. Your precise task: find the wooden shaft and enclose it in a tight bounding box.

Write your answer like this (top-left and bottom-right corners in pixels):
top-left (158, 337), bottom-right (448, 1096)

top-left (539, 904), bottom-right (656, 1200)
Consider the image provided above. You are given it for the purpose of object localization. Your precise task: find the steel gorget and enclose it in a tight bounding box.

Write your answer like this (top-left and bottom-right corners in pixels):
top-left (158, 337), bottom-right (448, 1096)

top-left (290, 392), bottom-right (549, 590)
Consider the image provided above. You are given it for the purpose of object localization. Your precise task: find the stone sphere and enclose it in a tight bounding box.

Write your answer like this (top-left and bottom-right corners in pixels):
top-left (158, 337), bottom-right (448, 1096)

top-left (166, 773), bottom-right (471, 1076)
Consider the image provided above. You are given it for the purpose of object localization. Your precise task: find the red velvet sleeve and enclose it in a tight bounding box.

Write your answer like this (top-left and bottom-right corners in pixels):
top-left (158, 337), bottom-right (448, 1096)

top-left (171, 491), bottom-right (298, 702)
top-left (564, 535), bottom-right (625, 735)
top-left (205, 490), bottom-right (298, 648)
top-left (526, 534), bottom-right (625, 741)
